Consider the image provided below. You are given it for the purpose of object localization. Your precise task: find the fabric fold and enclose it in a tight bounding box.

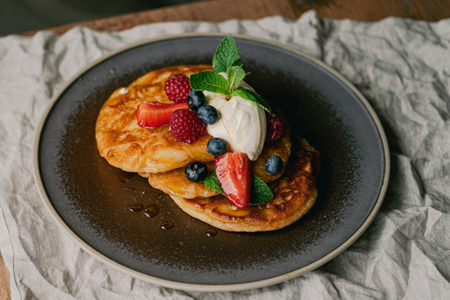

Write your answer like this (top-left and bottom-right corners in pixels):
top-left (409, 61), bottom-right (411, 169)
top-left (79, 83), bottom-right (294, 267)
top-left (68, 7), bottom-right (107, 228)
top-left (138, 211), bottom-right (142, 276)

top-left (0, 10), bottom-right (449, 299)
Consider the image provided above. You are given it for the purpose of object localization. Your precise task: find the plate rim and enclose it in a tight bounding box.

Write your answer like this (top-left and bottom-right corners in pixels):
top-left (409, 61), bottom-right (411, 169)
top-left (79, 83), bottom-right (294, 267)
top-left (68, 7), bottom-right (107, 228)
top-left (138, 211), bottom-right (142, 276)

top-left (33, 32), bottom-right (390, 292)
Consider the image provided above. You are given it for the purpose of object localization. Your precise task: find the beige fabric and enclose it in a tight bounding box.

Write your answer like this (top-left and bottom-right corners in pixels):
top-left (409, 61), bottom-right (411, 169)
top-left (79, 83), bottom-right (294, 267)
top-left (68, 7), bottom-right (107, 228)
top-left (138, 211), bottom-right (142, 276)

top-left (0, 10), bottom-right (449, 299)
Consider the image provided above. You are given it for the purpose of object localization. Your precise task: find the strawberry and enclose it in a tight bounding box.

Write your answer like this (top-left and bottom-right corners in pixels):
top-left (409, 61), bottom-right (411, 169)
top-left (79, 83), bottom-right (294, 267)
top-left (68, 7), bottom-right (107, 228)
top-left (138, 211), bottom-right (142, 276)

top-left (214, 152), bottom-right (252, 208)
top-left (136, 101), bottom-right (189, 129)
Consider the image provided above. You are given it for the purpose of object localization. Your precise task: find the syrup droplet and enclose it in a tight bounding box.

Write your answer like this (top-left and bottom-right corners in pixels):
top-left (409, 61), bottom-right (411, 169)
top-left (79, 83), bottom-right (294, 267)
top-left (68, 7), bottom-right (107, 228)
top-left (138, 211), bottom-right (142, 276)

top-left (117, 171), bottom-right (135, 183)
top-left (206, 228), bottom-right (217, 237)
top-left (140, 190), bottom-right (147, 195)
top-left (161, 221), bottom-right (173, 230)
top-left (144, 204), bottom-right (159, 217)
top-left (129, 203), bottom-right (143, 212)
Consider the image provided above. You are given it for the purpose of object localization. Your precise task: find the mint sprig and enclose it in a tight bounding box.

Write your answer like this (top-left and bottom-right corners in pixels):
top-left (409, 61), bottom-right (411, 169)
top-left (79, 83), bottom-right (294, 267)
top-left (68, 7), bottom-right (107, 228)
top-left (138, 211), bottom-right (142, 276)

top-left (203, 169), bottom-right (273, 206)
top-left (190, 71), bottom-right (228, 95)
top-left (203, 169), bottom-right (225, 196)
top-left (227, 66), bottom-right (247, 93)
top-left (231, 87), bottom-right (271, 113)
top-left (250, 175), bottom-right (274, 205)
top-left (189, 34), bottom-right (271, 113)
top-left (212, 35), bottom-right (242, 73)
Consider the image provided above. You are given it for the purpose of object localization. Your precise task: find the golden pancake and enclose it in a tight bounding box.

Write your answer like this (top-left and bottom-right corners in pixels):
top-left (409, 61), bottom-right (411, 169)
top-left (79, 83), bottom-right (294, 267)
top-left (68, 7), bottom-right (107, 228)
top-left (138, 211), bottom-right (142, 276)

top-left (95, 64), bottom-right (319, 232)
top-left (95, 65), bottom-right (214, 174)
top-left (144, 162), bottom-right (220, 199)
top-left (170, 138), bottom-right (320, 232)
top-left (145, 108), bottom-right (292, 199)
top-left (250, 107), bottom-right (292, 183)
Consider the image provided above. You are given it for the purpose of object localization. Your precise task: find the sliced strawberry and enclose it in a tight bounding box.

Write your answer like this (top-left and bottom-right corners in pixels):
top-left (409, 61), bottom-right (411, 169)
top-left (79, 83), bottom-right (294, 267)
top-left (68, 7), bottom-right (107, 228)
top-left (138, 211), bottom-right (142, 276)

top-left (214, 152), bottom-right (252, 209)
top-left (136, 101), bottom-right (189, 129)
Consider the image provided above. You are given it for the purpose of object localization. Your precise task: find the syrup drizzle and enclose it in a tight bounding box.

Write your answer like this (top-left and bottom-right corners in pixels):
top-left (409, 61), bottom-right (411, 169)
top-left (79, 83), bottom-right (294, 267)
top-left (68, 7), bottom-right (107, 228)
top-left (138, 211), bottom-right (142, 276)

top-left (144, 204), bottom-right (159, 217)
top-left (129, 203), bottom-right (143, 212)
top-left (117, 171), bottom-right (135, 183)
top-left (206, 228), bottom-right (217, 237)
top-left (161, 221), bottom-right (173, 230)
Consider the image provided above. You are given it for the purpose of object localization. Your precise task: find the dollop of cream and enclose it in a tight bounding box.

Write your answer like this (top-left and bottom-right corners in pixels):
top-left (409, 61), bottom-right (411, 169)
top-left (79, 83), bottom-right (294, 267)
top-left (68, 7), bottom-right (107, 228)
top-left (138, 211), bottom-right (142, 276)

top-left (204, 78), bottom-right (266, 161)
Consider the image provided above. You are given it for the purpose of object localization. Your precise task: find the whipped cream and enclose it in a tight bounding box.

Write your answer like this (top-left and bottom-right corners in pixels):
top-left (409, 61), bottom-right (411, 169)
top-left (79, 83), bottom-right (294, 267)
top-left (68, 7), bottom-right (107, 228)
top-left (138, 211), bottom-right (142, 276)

top-left (204, 76), bottom-right (266, 161)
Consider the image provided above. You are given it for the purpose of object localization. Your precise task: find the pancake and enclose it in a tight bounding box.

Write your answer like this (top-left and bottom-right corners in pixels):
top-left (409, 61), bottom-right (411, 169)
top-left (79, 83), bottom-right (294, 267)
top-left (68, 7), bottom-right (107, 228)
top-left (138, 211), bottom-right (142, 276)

top-left (144, 162), bottom-right (220, 199)
top-left (96, 64), bottom-right (319, 232)
top-left (145, 107), bottom-right (292, 199)
top-left (170, 138), bottom-right (320, 232)
top-left (95, 65), bottom-right (214, 174)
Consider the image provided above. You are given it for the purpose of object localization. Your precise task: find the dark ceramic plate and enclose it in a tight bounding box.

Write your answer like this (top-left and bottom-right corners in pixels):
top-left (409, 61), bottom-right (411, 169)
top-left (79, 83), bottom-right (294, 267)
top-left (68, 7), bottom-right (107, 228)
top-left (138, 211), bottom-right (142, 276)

top-left (34, 33), bottom-right (389, 291)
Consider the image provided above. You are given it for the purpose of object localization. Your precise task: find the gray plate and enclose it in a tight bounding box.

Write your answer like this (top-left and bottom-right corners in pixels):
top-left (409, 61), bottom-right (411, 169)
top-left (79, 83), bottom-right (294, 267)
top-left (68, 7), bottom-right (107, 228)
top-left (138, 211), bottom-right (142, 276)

top-left (33, 33), bottom-right (390, 292)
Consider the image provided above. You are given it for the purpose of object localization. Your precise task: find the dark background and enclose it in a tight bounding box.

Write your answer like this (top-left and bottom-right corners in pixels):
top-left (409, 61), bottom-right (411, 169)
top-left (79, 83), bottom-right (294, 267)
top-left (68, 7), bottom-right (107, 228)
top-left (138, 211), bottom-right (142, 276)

top-left (0, 0), bottom-right (203, 35)
top-left (2, 0), bottom-right (448, 36)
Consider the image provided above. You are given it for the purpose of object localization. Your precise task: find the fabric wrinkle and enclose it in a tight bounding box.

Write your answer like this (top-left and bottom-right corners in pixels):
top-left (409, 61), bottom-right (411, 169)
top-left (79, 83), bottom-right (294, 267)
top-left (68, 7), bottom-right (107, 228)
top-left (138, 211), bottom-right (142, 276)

top-left (0, 10), bottom-right (449, 299)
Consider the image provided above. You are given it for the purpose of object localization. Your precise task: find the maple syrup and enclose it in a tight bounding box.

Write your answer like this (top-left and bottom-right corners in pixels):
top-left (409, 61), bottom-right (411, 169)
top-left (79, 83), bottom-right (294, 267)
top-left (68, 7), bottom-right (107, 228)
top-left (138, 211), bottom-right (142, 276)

top-left (144, 204), bottom-right (159, 217)
top-left (161, 221), bottom-right (173, 229)
top-left (117, 171), bottom-right (135, 183)
top-left (128, 203), bottom-right (143, 212)
top-left (206, 228), bottom-right (217, 237)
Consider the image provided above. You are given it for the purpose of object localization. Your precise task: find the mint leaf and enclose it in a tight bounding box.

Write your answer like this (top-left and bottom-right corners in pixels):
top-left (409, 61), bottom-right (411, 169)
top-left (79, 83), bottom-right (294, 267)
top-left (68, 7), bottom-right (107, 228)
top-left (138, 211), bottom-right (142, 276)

top-left (190, 71), bottom-right (228, 95)
top-left (231, 87), bottom-right (272, 113)
top-left (227, 66), bottom-right (247, 92)
top-left (212, 35), bottom-right (242, 73)
top-left (203, 170), bottom-right (225, 196)
top-left (250, 175), bottom-right (274, 205)
top-left (192, 34), bottom-right (272, 113)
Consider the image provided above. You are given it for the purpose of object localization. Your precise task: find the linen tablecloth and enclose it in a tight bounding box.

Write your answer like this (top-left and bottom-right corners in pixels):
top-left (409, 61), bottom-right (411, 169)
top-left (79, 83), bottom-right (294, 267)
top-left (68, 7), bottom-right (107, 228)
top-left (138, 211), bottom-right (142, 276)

top-left (0, 11), bottom-right (449, 299)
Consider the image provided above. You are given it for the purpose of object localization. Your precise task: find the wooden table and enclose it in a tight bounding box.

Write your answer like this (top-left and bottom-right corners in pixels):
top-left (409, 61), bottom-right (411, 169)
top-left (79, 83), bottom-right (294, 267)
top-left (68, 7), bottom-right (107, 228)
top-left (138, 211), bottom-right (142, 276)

top-left (21, 0), bottom-right (449, 36)
top-left (2, 0), bottom-right (448, 298)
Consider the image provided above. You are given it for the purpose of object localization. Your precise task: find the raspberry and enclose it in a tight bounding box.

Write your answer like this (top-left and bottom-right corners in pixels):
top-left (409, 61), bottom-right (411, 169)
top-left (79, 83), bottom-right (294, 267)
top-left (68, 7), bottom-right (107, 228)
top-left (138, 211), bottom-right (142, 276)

top-left (164, 73), bottom-right (192, 103)
top-left (170, 109), bottom-right (207, 144)
top-left (266, 113), bottom-right (283, 143)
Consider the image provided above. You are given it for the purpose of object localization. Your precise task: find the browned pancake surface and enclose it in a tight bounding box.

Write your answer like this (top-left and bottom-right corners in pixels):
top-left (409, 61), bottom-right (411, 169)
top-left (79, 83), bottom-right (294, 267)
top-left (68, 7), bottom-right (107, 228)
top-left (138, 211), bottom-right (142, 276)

top-left (96, 65), bottom-right (214, 173)
top-left (170, 138), bottom-right (320, 232)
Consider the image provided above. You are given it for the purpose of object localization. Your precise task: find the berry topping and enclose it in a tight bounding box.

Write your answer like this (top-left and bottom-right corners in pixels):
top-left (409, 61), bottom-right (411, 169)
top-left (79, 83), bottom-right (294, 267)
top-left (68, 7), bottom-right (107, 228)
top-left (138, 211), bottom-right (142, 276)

top-left (207, 137), bottom-right (228, 156)
top-left (136, 101), bottom-right (189, 129)
top-left (169, 109), bottom-right (207, 144)
top-left (265, 156), bottom-right (283, 175)
top-left (214, 152), bottom-right (252, 208)
top-left (197, 104), bottom-right (219, 125)
top-left (164, 73), bottom-right (192, 103)
top-left (187, 90), bottom-right (207, 112)
top-left (266, 113), bottom-right (283, 143)
top-left (185, 161), bottom-right (209, 182)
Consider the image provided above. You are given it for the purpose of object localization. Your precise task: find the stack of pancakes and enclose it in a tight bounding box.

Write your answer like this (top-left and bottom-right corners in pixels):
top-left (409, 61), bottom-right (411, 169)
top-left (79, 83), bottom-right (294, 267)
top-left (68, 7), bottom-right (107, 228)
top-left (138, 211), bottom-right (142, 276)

top-left (95, 65), bottom-right (320, 232)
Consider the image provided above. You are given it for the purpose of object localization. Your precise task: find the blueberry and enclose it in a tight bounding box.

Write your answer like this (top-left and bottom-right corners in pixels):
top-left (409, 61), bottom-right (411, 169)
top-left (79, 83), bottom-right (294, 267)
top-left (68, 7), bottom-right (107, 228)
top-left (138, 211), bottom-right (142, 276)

top-left (265, 156), bottom-right (283, 175)
top-left (185, 161), bottom-right (209, 182)
top-left (197, 105), bottom-right (219, 125)
top-left (207, 138), bottom-right (228, 156)
top-left (187, 91), bottom-right (206, 112)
